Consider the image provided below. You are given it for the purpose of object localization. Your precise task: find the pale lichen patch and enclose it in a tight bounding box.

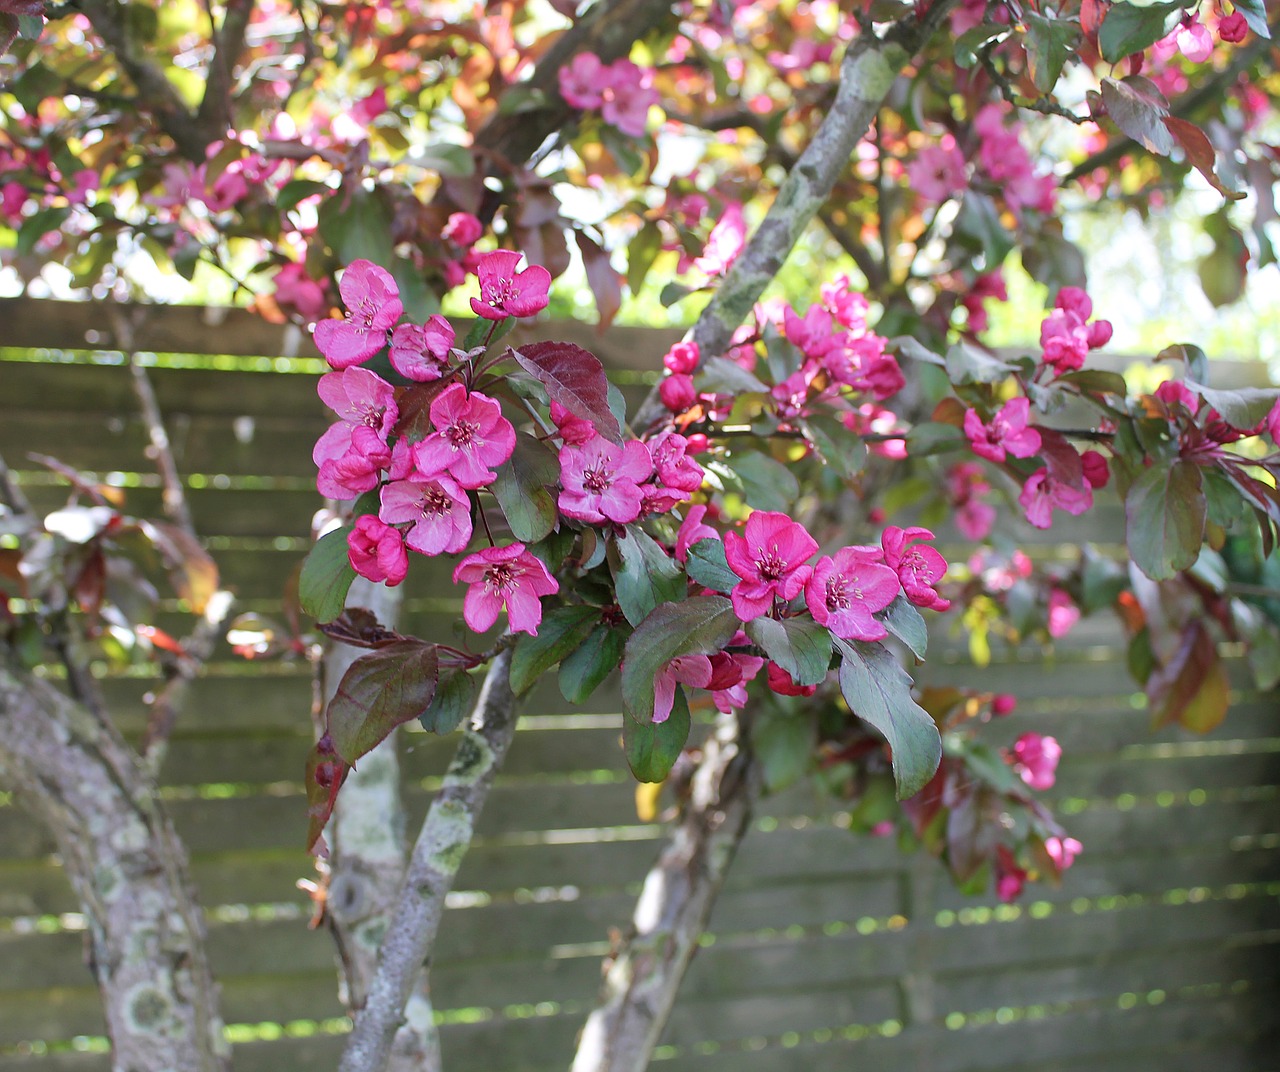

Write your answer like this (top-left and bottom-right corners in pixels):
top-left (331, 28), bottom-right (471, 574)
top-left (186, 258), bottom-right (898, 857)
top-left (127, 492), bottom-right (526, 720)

top-left (427, 799), bottom-right (474, 875)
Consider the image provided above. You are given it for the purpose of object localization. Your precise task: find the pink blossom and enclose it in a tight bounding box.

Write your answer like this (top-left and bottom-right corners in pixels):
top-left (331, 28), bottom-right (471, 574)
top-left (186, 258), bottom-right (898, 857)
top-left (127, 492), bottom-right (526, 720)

top-left (964, 397), bottom-right (1042, 463)
top-left (1047, 588), bottom-right (1079, 639)
top-left (723, 511), bottom-right (819, 622)
top-left (881, 526), bottom-right (950, 612)
top-left (1039, 287), bottom-right (1112, 375)
top-left (663, 340), bottom-right (700, 375)
top-left (600, 60), bottom-right (658, 138)
top-left (957, 499), bottom-right (996, 541)
top-left (1155, 380), bottom-right (1200, 414)
top-left (659, 373), bottom-right (698, 413)
top-left (412, 384), bottom-right (515, 489)
top-left (348, 515), bottom-right (409, 586)
top-left (1044, 835), bottom-right (1082, 871)
top-left (550, 401), bottom-right (596, 446)
top-left (1018, 468), bottom-right (1093, 530)
top-left (995, 846), bottom-right (1027, 903)
top-left (1157, 17), bottom-right (1214, 62)
top-left (558, 51), bottom-right (607, 109)
top-left (1080, 450), bottom-right (1111, 489)
top-left (694, 203), bottom-right (746, 277)
top-left (315, 424), bottom-right (392, 499)
top-left (469, 250), bottom-right (552, 321)
top-left (804, 546), bottom-right (900, 641)
top-left (317, 367), bottom-right (398, 438)
top-left (389, 316), bottom-right (456, 381)
top-left (1011, 732), bottom-right (1061, 791)
top-left (558, 436), bottom-right (653, 524)
top-left (706, 646), bottom-right (764, 712)
top-left (648, 432), bottom-right (704, 495)
top-left (452, 543), bottom-right (559, 636)
top-left (1219, 12), bottom-right (1248, 42)
top-left (766, 661), bottom-right (818, 697)
top-left (820, 275), bottom-right (871, 330)
top-left (273, 261), bottom-right (329, 321)
top-left (652, 654), bottom-right (713, 724)
top-left (379, 473), bottom-right (472, 556)
top-left (675, 504), bottom-right (718, 564)
top-left (907, 136), bottom-right (968, 203)
top-left (962, 270), bottom-right (1008, 334)
top-left (784, 303), bottom-right (842, 363)
top-left (314, 260), bottom-right (404, 369)
top-left (992, 693), bottom-right (1017, 716)
top-left (442, 211), bottom-right (483, 247)
top-left (948, 462), bottom-right (995, 541)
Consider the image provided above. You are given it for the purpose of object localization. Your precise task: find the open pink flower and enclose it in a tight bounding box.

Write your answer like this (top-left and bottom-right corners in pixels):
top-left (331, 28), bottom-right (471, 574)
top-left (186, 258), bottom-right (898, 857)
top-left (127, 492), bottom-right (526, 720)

top-left (694, 203), bottom-right (746, 277)
top-left (652, 654), bottom-right (713, 724)
top-left (348, 515), bottom-right (408, 586)
top-left (648, 432), bottom-right (704, 495)
top-left (723, 511), bottom-right (819, 622)
top-left (1011, 732), bottom-right (1061, 791)
top-left (558, 436), bottom-right (653, 525)
top-left (1018, 468), bottom-right (1092, 529)
top-left (1047, 587), bottom-right (1079, 638)
top-left (452, 543), bottom-right (559, 636)
top-left (964, 397), bottom-right (1042, 463)
top-left (558, 51), bottom-right (607, 109)
top-left (412, 383), bottom-right (515, 489)
top-left (314, 260), bottom-right (403, 369)
top-left (317, 366), bottom-right (398, 438)
top-left (315, 425), bottom-right (391, 500)
top-left (805, 546), bottom-right (900, 642)
top-left (881, 526), bottom-right (950, 612)
top-left (600, 59), bottom-right (658, 138)
top-left (469, 250), bottom-right (551, 321)
top-left (389, 316), bottom-right (455, 381)
top-left (907, 136), bottom-right (968, 203)
top-left (379, 473), bottom-right (472, 556)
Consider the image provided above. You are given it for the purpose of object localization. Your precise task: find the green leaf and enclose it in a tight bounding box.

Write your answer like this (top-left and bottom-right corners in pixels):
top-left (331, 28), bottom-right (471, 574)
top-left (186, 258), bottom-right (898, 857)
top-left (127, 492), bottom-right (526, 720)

top-left (277, 179), bottom-right (330, 215)
top-left (755, 712), bottom-right (813, 792)
top-left (660, 282), bottom-right (696, 307)
top-left (801, 413), bottom-right (866, 480)
top-left (1186, 380), bottom-right (1279, 431)
top-left (879, 595), bottom-right (927, 661)
top-left (685, 538), bottom-right (739, 595)
top-left (745, 616), bottom-right (832, 687)
top-left (461, 315), bottom-right (515, 352)
top-left (1056, 368), bottom-right (1129, 398)
top-left (1098, 0), bottom-right (1183, 62)
top-left (413, 142), bottom-right (475, 177)
top-left (318, 188), bottom-right (394, 267)
top-left (696, 356), bottom-right (769, 395)
top-left (1126, 460), bottom-right (1206, 581)
top-left (509, 605), bottom-right (600, 695)
top-left (953, 192), bottom-right (1014, 265)
top-left (1100, 76), bottom-right (1174, 156)
top-left (610, 525), bottom-right (685, 627)
top-left (512, 340), bottom-right (622, 443)
top-left (945, 340), bottom-right (1016, 385)
top-left (419, 666), bottom-right (476, 735)
top-left (1023, 12), bottom-right (1080, 94)
top-left (626, 220), bottom-right (663, 296)
top-left (953, 22), bottom-right (1012, 66)
top-left (619, 595), bottom-right (740, 724)
top-left (327, 641), bottom-right (439, 764)
top-left (491, 432), bottom-right (559, 543)
top-left (625, 686), bottom-right (691, 782)
top-left (958, 741), bottom-right (1024, 796)
top-left (299, 526), bottom-right (357, 623)
top-left (560, 622), bottom-right (628, 703)
top-left (835, 638), bottom-right (942, 799)
top-left (730, 451), bottom-right (800, 513)
top-left (17, 13), bottom-right (43, 40)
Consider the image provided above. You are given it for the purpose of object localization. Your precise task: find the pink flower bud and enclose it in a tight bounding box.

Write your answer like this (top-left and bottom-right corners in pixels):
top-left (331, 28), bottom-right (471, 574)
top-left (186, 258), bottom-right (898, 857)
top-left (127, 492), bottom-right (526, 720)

top-left (659, 373), bottom-right (698, 413)
top-left (1086, 319), bottom-right (1113, 349)
top-left (1219, 11), bottom-right (1248, 42)
top-left (663, 340), bottom-right (700, 374)
top-left (992, 693), bottom-right (1017, 717)
top-left (1080, 449), bottom-right (1110, 489)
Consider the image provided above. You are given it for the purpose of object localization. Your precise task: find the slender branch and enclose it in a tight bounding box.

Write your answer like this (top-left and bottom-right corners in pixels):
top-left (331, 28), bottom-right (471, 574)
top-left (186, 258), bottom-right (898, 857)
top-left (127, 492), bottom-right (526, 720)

top-left (195, 0), bottom-right (256, 140)
top-left (338, 647), bottom-right (519, 1072)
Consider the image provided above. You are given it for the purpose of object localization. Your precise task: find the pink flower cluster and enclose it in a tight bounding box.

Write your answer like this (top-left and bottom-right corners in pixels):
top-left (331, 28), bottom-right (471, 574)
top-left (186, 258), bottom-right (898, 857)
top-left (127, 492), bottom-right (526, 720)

top-left (1039, 286), bottom-right (1113, 375)
top-left (558, 53), bottom-right (659, 138)
top-left (559, 430), bottom-right (705, 526)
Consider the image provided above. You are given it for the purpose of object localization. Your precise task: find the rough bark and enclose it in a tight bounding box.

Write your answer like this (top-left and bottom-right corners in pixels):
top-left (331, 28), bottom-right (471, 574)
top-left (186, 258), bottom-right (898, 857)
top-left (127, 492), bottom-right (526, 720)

top-left (571, 714), bottom-right (759, 1072)
top-left (338, 647), bottom-right (520, 1072)
top-left (0, 665), bottom-right (229, 1072)
top-left (321, 578), bottom-right (441, 1072)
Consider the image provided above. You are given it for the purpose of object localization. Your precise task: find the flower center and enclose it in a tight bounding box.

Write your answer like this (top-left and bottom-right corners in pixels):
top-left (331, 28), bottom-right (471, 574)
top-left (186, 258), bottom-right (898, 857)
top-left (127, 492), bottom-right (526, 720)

top-left (487, 277), bottom-right (517, 310)
top-left (484, 563), bottom-right (520, 595)
top-left (447, 420), bottom-right (478, 450)
top-left (826, 575), bottom-right (850, 611)
top-left (756, 547), bottom-right (786, 582)
top-left (351, 296), bottom-right (380, 333)
top-left (421, 487), bottom-right (451, 518)
top-left (358, 403), bottom-right (384, 430)
top-left (582, 463), bottom-right (612, 493)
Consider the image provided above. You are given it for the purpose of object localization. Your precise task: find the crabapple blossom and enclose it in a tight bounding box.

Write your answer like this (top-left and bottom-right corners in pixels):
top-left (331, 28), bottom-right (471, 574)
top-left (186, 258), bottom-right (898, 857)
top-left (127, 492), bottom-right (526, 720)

top-left (558, 436), bottom-right (653, 525)
top-left (1080, 450), bottom-right (1111, 489)
top-left (947, 462), bottom-right (996, 541)
top-left (389, 316), bottom-right (455, 381)
top-left (908, 136), bottom-right (967, 203)
top-left (412, 384), bottom-right (515, 489)
top-left (1039, 286), bottom-right (1112, 375)
top-left (1047, 588), bottom-right (1080, 639)
top-left (659, 373), bottom-right (698, 413)
top-left (706, 647), bottom-right (764, 713)
top-left (379, 474), bottom-right (472, 556)
top-left (694, 202), bottom-right (747, 277)
top-left (469, 250), bottom-right (552, 321)
top-left (599, 60), bottom-right (659, 138)
top-left (550, 401), bottom-right (596, 446)
top-left (648, 432), bottom-right (705, 495)
top-left (1218, 11), bottom-right (1248, 42)
top-left (675, 504), bottom-right (718, 563)
top-left (441, 211), bottom-right (483, 247)
top-left (1018, 468), bottom-right (1093, 529)
top-left (663, 341), bottom-right (700, 375)
top-left (314, 260), bottom-right (403, 368)
top-left (995, 846), bottom-right (1028, 903)
top-left (348, 515), bottom-right (409, 586)
top-left (964, 397), bottom-right (1042, 463)
top-left (723, 511), bottom-right (819, 622)
top-left (652, 654), bottom-right (713, 724)
top-left (881, 526), bottom-right (950, 611)
top-left (1044, 836), bottom-right (1082, 870)
top-left (1011, 732), bottom-right (1061, 791)
top-left (315, 425), bottom-right (392, 500)
top-left (272, 261), bottom-right (329, 321)
top-left (1154, 16), bottom-right (1214, 62)
top-left (804, 546), bottom-right (900, 642)
top-left (452, 543), bottom-right (559, 636)
top-left (766, 662), bottom-right (818, 697)
top-left (317, 367), bottom-right (398, 438)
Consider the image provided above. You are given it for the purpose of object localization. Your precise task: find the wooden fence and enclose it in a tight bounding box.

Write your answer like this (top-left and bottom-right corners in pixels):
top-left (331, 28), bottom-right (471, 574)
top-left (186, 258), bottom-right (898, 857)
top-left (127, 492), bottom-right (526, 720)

top-left (0, 299), bottom-right (1278, 1071)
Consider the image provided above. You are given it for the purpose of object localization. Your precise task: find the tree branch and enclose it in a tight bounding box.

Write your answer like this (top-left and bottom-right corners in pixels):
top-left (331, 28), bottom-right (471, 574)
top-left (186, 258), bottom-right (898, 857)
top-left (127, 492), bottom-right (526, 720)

top-left (338, 646), bottom-right (520, 1072)
top-left (0, 665), bottom-right (229, 1071)
top-left (195, 0), bottom-right (255, 137)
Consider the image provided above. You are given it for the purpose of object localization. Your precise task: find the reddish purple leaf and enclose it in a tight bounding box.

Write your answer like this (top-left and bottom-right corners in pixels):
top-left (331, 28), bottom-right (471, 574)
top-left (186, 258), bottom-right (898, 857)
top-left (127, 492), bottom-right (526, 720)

top-left (511, 340), bottom-right (622, 443)
top-left (1163, 116), bottom-right (1244, 201)
top-left (575, 231), bottom-right (623, 328)
top-left (305, 735), bottom-right (350, 857)
top-left (326, 639), bottom-right (439, 764)
top-left (1146, 621), bottom-right (1229, 733)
